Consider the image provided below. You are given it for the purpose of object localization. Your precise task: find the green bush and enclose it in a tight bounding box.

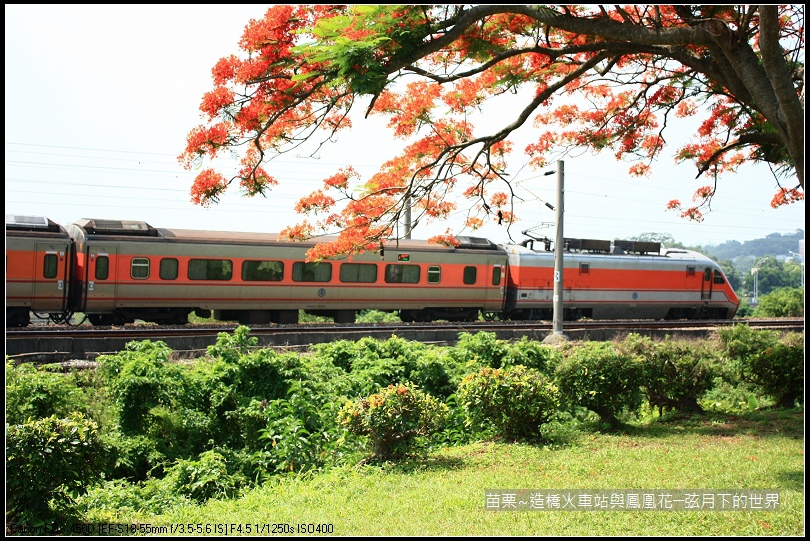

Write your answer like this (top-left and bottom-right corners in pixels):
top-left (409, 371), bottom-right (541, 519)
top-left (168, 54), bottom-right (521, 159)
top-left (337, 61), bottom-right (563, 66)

top-left (98, 340), bottom-right (183, 435)
top-left (339, 384), bottom-right (448, 460)
top-left (753, 287), bottom-right (804, 317)
top-left (311, 339), bottom-right (359, 371)
top-left (77, 477), bottom-right (190, 520)
top-left (618, 334), bottom-right (719, 415)
top-left (502, 337), bottom-right (563, 374)
top-left (451, 331), bottom-right (510, 369)
top-left (457, 365), bottom-right (560, 441)
top-left (5, 361), bottom-right (86, 425)
top-left (165, 449), bottom-right (247, 503)
top-left (408, 347), bottom-right (455, 398)
top-left (433, 393), bottom-right (478, 446)
top-left (233, 348), bottom-right (298, 402)
top-left (716, 324), bottom-right (780, 361)
top-left (102, 432), bottom-right (166, 482)
top-left (741, 333), bottom-right (804, 408)
top-left (314, 336), bottom-right (435, 396)
top-left (554, 342), bottom-right (643, 427)
top-left (206, 325), bottom-right (258, 363)
top-left (6, 413), bottom-right (107, 527)
top-left (253, 384), bottom-right (346, 477)
top-left (700, 378), bottom-right (766, 413)
top-left (717, 325), bottom-right (803, 408)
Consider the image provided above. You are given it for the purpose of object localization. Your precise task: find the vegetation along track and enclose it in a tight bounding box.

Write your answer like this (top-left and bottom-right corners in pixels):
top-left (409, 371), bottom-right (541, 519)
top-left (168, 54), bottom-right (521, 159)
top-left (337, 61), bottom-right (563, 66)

top-left (6, 318), bottom-right (804, 365)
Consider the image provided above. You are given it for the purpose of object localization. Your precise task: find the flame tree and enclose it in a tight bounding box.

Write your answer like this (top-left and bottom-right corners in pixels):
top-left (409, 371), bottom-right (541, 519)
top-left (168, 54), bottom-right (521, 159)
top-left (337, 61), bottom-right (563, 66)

top-left (180, 5), bottom-right (804, 259)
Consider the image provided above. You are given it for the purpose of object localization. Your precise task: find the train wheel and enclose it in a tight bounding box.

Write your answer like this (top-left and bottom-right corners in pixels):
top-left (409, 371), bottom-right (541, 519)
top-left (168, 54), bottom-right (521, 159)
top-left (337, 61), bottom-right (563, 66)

top-left (6, 308), bottom-right (31, 327)
top-left (333, 310), bottom-right (356, 324)
top-left (88, 314), bottom-right (115, 326)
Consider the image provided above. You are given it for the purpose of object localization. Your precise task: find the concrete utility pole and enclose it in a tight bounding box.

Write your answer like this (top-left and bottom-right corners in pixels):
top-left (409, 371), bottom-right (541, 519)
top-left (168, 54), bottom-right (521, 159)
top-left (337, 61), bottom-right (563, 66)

top-left (543, 160), bottom-right (567, 344)
top-left (552, 160), bottom-right (565, 337)
top-left (404, 197), bottom-right (412, 239)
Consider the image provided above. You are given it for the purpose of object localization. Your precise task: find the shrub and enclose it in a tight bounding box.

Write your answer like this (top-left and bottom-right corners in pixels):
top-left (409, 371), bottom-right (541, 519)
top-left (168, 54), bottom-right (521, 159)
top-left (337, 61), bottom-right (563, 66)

top-left (5, 361), bottom-right (86, 425)
top-left (314, 336), bottom-right (429, 395)
top-left (451, 331), bottom-right (510, 369)
top-left (434, 393), bottom-right (477, 446)
top-left (339, 384), bottom-right (448, 460)
top-left (408, 347), bottom-right (455, 398)
top-left (618, 334), bottom-right (719, 415)
top-left (554, 342), bottom-right (643, 427)
top-left (502, 338), bottom-right (563, 374)
top-left (717, 326), bottom-right (803, 409)
top-left (716, 324), bottom-right (780, 361)
top-left (700, 378), bottom-right (765, 413)
top-left (311, 339), bottom-right (359, 371)
top-left (165, 449), bottom-right (247, 503)
top-left (102, 432), bottom-right (165, 482)
top-left (206, 325), bottom-right (258, 363)
top-left (6, 413), bottom-right (107, 527)
top-left (253, 384), bottom-right (346, 477)
top-left (741, 333), bottom-right (804, 408)
top-left (98, 340), bottom-right (183, 435)
top-left (77, 477), bottom-right (189, 520)
top-left (753, 287), bottom-right (804, 317)
top-left (457, 365), bottom-right (560, 441)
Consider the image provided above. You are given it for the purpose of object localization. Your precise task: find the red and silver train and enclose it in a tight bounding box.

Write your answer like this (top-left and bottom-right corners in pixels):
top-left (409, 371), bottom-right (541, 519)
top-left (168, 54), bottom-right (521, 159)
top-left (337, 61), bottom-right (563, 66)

top-left (5, 214), bottom-right (739, 327)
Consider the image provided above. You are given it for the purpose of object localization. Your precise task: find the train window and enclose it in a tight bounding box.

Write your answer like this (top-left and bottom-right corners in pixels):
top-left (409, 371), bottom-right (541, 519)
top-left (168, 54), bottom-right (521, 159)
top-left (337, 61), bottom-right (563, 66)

top-left (95, 256), bottom-right (109, 280)
top-left (340, 263), bottom-right (377, 283)
top-left (714, 273), bottom-right (726, 285)
top-left (188, 259), bottom-right (233, 280)
top-left (131, 258), bottom-right (150, 279)
top-left (704, 268), bottom-right (712, 281)
top-left (427, 265), bottom-right (441, 284)
top-left (579, 263), bottom-right (590, 274)
top-left (243, 260), bottom-right (283, 281)
top-left (160, 258), bottom-right (179, 280)
top-left (385, 264), bottom-right (420, 284)
top-left (292, 261), bottom-right (332, 282)
top-left (686, 266), bottom-right (696, 277)
top-left (491, 266), bottom-right (501, 286)
top-left (43, 254), bottom-right (58, 279)
top-left (463, 266), bottom-right (477, 285)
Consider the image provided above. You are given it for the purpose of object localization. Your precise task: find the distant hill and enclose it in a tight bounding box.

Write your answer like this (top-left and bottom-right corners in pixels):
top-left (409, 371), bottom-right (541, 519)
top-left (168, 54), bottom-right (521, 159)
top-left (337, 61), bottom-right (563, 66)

top-left (702, 230), bottom-right (805, 260)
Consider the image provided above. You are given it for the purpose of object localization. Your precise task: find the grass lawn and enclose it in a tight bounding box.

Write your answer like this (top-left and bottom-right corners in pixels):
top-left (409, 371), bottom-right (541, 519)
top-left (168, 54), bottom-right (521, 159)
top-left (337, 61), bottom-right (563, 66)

top-left (135, 409), bottom-right (804, 536)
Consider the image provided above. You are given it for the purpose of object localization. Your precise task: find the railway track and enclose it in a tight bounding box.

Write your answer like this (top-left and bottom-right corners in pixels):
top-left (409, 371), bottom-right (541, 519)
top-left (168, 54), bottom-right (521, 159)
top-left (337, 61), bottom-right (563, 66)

top-left (5, 318), bottom-right (803, 364)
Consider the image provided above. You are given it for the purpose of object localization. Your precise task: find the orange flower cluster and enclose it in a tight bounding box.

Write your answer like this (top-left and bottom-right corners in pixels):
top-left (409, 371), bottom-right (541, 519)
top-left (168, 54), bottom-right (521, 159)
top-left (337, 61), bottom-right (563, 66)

top-left (770, 187), bottom-right (804, 208)
top-left (189, 169), bottom-right (228, 207)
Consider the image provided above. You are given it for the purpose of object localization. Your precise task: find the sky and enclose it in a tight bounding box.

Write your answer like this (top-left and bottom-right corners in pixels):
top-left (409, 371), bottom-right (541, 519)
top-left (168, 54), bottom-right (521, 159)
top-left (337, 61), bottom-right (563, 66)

top-left (5, 4), bottom-right (805, 251)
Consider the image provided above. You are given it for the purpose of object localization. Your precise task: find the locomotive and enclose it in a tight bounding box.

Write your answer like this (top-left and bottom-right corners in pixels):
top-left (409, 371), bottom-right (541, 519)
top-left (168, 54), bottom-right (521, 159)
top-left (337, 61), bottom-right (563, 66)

top-left (5, 214), bottom-right (739, 327)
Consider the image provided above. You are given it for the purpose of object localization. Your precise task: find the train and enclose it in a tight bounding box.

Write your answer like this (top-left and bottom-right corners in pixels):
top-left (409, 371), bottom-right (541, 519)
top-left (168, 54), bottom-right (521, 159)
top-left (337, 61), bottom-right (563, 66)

top-left (5, 214), bottom-right (739, 327)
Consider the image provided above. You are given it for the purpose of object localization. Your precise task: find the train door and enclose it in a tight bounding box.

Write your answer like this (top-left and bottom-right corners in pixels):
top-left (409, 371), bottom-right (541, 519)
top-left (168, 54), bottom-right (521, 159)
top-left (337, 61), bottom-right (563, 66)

top-left (85, 245), bottom-right (118, 313)
top-left (32, 242), bottom-right (70, 312)
top-left (700, 268), bottom-right (714, 301)
top-left (486, 259), bottom-right (506, 309)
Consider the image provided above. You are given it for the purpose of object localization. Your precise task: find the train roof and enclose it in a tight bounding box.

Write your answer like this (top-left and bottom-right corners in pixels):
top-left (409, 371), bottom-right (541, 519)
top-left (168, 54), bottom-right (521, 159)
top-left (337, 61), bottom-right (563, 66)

top-left (505, 238), bottom-right (717, 262)
top-left (5, 214), bottom-right (68, 235)
top-left (70, 218), bottom-right (506, 254)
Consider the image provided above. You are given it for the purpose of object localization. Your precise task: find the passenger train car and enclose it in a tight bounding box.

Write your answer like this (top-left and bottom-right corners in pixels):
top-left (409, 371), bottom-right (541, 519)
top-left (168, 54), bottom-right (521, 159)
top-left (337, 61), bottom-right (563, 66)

top-left (6, 215), bottom-right (75, 327)
top-left (5, 214), bottom-right (739, 327)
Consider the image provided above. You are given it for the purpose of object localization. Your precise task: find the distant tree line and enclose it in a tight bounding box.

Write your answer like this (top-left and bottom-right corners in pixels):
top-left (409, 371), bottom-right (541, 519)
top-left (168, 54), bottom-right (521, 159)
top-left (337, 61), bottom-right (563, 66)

top-left (699, 230), bottom-right (804, 261)
top-left (629, 230), bottom-right (804, 262)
